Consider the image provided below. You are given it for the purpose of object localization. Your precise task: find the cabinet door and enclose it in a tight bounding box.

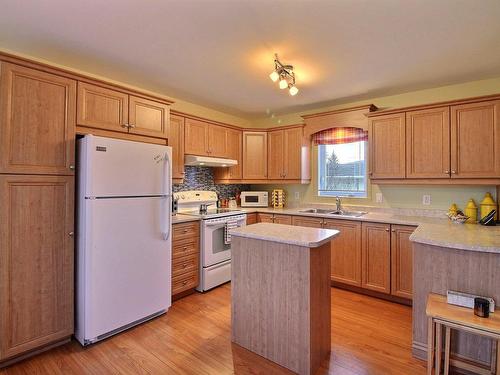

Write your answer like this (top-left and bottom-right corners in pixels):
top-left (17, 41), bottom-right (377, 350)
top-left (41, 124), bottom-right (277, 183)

top-left (243, 132), bottom-right (268, 179)
top-left (391, 225), bottom-right (415, 299)
top-left (129, 96), bottom-right (170, 138)
top-left (184, 118), bottom-right (209, 156)
top-left (451, 100), bottom-right (500, 178)
top-left (273, 214), bottom-right (292, 225)
top-left (0, 175), bottom-right (74, 361)
top-left (268, 130), bottom-right (284, 179)
top-left (0, 63), bottom-right (76, 175)
top-left (361, 222), bottom-right (391, 293)
top-left (169, 115), bottom-right (185, 180)
top-left (283, 127), bottom-right (303, 179)
top-left (226, 128), bottom-right (242, 179)
top-left (406, 107), bottom-right (450, 178)
top-left (369, 113), bottom-right (406, 179)
top-left (77, 81), bottom-right (129, 132)
top-left (292, 216), bottom-right (323, 228)
top-left (257, 213), bottom-right (274, 223)
top-left (324, 219), bottom-right (362, 287)
top-left (208, 124), bottom-right (229, 157)
top-left (246, 213), bottom-right (258, 225)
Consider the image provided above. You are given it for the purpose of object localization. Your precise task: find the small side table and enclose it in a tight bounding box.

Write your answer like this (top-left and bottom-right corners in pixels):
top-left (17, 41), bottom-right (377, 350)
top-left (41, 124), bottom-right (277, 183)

top-left (426, 293), bottom-right (500, 375)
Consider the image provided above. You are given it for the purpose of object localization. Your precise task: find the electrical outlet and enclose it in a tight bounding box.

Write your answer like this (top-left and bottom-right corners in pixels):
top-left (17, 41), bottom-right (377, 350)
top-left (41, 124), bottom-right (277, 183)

top-left (294, 191), bottom-right (300, 200)
top-left (375, 193), bottom-right (383, 203)
top-left (422, 194), bottom-right (431, 205)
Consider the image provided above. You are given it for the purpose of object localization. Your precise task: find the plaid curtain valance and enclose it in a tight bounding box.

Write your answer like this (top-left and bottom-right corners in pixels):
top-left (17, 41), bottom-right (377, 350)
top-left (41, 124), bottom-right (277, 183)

top-left (312, 127), bottom-right (367, 145)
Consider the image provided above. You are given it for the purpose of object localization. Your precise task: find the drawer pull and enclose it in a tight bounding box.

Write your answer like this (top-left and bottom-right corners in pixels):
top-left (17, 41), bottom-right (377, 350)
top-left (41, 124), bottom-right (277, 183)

top-left (183, 246), bottom-right (188, 251)
top-left (182, 281), bottom-right (188, 286)
top-left (182, 263), bottom-right (188, 268)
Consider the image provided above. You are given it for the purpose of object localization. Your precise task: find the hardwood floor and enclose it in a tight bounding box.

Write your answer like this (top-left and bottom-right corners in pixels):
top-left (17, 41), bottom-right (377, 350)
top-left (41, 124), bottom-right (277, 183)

top-left (1, 286), bottom-right (427, 375)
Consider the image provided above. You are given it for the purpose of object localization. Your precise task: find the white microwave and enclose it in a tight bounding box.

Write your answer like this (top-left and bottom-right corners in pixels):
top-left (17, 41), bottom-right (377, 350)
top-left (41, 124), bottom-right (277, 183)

top-left (240, 191), bottom-right (268, 207)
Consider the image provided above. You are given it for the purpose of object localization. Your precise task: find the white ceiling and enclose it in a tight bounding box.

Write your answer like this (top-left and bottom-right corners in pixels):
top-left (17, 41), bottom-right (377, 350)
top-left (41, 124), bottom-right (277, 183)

top-left (1, 0), bottom-right (500, 119)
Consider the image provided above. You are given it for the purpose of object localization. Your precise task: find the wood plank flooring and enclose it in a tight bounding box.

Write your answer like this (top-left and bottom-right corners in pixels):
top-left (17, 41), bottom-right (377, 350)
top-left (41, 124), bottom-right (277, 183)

top-left (1, 285), bottom-right (427, 375)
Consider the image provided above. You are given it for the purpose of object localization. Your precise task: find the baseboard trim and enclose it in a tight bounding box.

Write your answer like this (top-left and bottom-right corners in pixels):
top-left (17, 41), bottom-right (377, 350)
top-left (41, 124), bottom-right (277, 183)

top-left (0, 337), bottom-right (71, 368)
top-left (331, 281), bottom-right (412, 306)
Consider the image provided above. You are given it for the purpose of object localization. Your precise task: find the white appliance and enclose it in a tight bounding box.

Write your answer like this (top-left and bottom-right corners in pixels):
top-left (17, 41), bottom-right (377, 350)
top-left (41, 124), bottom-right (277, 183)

top-left (174, 191), bottom-right (246, 291)
top-left (76, 135), bottom-right (172, 346)
top-left (240, 191), bottom-right (269, 207)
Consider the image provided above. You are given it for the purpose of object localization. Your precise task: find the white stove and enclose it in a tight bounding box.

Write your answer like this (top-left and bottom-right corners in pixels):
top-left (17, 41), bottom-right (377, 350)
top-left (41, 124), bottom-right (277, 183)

top-left (174, 191), bottom-right (246, 291)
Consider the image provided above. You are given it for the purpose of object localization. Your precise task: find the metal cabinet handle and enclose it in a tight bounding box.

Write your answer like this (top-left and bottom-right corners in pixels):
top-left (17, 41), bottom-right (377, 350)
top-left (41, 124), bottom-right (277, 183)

top-left (444, 170), bottom-right (449, 174)
top-left (183, 246), bottom-right (188, 250)
top-left (68, 231), bottom-right (75, 237)
top-left (385, 228), bottom-right (390, 232)
top-left (183, 229), bottom-right (189, 233)
top-left (128, 123), bottom-right (136, 128)
top-left (182, 281), bottom-right (188, 286)
top-left (391, 229), bottom-right (395, 232)
top-left (451, 170), bottom-right (457, 174)
top-left (182, 263), bottom-right (188, 269)
top-left (121, 124), bottom-right (129, 128)
top-left (69, 165), bottom-right (76, 170)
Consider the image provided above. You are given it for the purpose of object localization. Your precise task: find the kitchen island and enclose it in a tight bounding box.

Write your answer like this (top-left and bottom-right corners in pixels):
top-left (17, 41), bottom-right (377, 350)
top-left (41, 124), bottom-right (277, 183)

top-left (230, 223), bottom-right (339, 375)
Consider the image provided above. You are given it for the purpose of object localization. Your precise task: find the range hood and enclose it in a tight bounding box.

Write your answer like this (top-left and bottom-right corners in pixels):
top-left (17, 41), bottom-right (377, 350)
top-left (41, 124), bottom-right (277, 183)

top-left (184, 154), bottom-right (237, 167)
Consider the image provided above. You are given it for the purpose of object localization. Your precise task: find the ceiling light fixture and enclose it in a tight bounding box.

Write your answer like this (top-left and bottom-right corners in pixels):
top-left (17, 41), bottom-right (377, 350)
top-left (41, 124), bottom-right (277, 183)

top-left (269, 54), bottom-right (299, 96)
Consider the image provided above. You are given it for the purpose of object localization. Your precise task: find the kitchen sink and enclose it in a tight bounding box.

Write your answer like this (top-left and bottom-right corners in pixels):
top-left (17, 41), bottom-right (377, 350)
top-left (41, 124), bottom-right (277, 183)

top-left (299, 208), bottom-right (367, 217)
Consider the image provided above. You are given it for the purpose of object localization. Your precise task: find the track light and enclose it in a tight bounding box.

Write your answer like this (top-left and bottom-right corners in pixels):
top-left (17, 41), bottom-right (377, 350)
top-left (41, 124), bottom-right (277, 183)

top-left (269, 54), bottom-right (298, 95)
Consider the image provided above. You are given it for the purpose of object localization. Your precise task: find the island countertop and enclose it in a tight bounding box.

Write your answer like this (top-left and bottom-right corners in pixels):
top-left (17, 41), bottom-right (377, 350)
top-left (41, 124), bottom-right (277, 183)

top-left (230, 222), bottom-right (339, 247)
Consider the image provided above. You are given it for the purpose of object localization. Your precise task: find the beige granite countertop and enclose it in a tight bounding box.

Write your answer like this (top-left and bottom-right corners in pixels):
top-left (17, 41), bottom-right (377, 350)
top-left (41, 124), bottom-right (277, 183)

top-left (230, 223), bottom-right (339, 248)
top-left (410, 223), bottom-right (500, 253)
top-left (172, 215), bottom-right (200, 224)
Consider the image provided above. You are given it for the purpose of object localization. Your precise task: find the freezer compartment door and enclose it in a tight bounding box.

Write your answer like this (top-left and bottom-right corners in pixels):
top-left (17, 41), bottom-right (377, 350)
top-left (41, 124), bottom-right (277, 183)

top-left (79, 135), bottom-right (172, 197)
top-left (80, 196), bottom-right (171, 342)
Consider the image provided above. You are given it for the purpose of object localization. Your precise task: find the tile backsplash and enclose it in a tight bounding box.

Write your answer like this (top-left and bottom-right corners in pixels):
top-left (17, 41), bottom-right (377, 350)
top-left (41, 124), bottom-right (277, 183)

top-left (173, 166), bottom-right (249, 199)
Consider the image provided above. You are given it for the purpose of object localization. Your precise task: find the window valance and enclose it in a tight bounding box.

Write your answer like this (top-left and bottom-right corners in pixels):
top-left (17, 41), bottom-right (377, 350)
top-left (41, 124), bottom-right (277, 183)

top-left (312, 127), bottom-right (367, 145)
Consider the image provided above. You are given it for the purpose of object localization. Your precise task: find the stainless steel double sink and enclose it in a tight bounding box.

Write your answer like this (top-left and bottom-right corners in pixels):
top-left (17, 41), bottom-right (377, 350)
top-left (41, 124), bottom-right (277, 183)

top-left (298, 208), bottom-right (367, 218)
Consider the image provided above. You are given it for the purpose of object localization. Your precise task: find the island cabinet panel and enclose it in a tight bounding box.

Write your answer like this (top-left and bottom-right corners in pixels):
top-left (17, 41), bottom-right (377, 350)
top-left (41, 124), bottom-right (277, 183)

top-left (369, 113), bottom-right (406, 179)
top-left (361, 222), bottom-right (391, 294)
top-left (324, 219), bottom-right (362, 287)
top-left (0, 175), bottom-right (74, 361)
top-left (292, 216), bottom-right (323, 228)
top-left (451, 100), bottom-right (500, 178)
top-left (169, 115), bottom-right (185, 180)
top-left (128, 95), bottom-right (170, 138)
top-left (267, 130), bottom-right (284, 179)
top-left (77, 82), bottom-right (129, 132)
top-left (184, 118), bottom-right (209, 156)
top-left (406, 107), bottom-right (450, 178)
top-left (242, 131), bottom-right (268, 179)
top-left (257, 213), bottom-right (274, 223)
top-left (390, 225), bottom-right (416, 299)
top-left (283, 127), bottom-right (303, 180)
top-left (0, 63), bottom-right (76, 175)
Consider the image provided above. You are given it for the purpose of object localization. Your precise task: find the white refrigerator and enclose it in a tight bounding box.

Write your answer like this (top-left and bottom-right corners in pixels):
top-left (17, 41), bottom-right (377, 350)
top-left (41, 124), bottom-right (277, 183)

top-left (76, 135), bottom-right (172, 346)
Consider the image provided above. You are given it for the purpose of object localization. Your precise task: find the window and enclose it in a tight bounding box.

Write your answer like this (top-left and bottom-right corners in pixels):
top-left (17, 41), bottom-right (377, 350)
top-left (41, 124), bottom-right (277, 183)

top-left (314, 127), bottom-right (367, 198)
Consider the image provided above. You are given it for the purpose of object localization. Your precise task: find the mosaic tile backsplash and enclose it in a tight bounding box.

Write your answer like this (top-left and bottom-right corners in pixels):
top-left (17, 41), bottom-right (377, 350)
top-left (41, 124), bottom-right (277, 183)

top-left (173, 166), bottom-right (250, 199)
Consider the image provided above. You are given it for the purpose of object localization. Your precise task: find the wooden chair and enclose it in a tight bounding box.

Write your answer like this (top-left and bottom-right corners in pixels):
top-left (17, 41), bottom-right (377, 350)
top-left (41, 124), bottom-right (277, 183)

top-left (426, 293), bottom-right (500, 375)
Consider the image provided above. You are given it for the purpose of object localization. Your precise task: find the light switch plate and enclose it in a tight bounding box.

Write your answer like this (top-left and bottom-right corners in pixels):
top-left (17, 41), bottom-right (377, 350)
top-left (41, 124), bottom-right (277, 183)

top-left (422, 195), bottom-right (431, 205)
top-left (375, 193), bottom-right (383, 203)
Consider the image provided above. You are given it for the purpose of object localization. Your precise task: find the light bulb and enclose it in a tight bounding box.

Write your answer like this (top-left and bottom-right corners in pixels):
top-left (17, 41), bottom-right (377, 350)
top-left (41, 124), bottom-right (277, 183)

top-left (279, 79), bottom-right (288, 89)
top-left (269, 71), bottom-right (279, 82)
top-left (289, 85), bottom-right (299, 96)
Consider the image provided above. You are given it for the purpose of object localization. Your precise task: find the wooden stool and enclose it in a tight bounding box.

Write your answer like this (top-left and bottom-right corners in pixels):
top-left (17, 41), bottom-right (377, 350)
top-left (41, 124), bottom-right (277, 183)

top-left (426, 294), bottom-right (500, 375)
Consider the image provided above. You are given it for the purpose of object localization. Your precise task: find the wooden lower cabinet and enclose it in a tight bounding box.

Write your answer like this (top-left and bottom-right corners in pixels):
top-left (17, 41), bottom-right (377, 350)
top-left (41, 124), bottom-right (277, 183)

top-left (292, 216), bottom-right (323, 228)
top-left (256, 213), bottom-right (292, 224)
top-left (257, 213), bottom-right (274, 223)
top-left (324, 219), bottom-right (362, 287)
top-left (172, 221), bottom-right (200, 297)
top-left (390, 225), bottom-right (416, 299)
top-left (0, 175), bottom-right (74, 362)
top-left (246, 213), bottom-right (257, 225)
top-left (361, 222), bottom-right (391, 294)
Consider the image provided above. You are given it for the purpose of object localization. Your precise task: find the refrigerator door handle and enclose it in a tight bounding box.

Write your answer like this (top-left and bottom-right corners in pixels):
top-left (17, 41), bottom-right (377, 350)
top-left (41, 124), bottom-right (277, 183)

top-left (162, 151), bottom-right (172, 240)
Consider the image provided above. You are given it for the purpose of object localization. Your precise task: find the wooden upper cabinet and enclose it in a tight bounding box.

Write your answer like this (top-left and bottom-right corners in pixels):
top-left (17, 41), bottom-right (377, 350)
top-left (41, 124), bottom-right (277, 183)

top-left (283, 127), bottom-right (303, 179)
top-left (169, 115), bottom-right (185, 180)
top-left (225, 128), bottom-right (242, 179)
top-left (451, 100), bottom-right (500, 178)
top-left (369, 113), bottom-right (406, 179)
top-left (184, 118), bottom-right (209, 156)
top-left (324, 219), bottom-right (362, 287)
top-left (0, 63), bottom-right (76, 175)
top-left (77, 82), bottom-right (128, 132)
top-left (361, 222), bottom-right (391, 294)
top-left (243, 131), bottom-right (268, 179)
top-left (208, 124), bottom-right (229, 157)
top-left (391, 225), bottom-right (415, 299)
top-left (268, 130), bottom-right (284, 179)
top-left (406, 107), bottom-right (450, 178)
top-left (0, 175), bottom-right (74, 361)
top-left (129, 95), bottom-right (170, 138)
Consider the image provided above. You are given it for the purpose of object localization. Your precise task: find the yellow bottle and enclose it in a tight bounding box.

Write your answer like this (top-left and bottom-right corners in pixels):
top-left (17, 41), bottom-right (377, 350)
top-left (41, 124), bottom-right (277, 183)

top-left (448, 203), bottom-right (458, 216)
top-left (464, 199), bottom-right (477, 223)
top-left (480, 192), bottom-right (498, 221)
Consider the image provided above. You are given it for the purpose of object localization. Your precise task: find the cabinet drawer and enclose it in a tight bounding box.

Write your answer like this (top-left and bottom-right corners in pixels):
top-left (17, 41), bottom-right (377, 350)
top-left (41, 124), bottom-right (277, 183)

top-left (172, 253), bottom-right (199, 278)
top-left (172, 239), bottom-right (198, 258)
top-left (172, 221), bottom-right (199, 241)
top-left (172, 271), bottom-right (199, 295)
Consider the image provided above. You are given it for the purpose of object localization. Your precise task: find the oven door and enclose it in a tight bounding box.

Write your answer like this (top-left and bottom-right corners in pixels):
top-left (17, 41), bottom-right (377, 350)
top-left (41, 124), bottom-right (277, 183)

top-left (201, 216), bottom-right (245, 267)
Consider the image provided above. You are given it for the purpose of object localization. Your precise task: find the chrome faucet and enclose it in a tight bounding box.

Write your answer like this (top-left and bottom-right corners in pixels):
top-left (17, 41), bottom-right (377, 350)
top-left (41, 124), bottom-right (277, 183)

top-left (335, 196), bottom-right (342, 213)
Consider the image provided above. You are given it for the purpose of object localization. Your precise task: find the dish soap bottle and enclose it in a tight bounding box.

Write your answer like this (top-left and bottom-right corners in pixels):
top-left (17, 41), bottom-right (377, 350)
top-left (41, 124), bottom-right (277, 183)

top-left (480, 192), bottom-right (497, 221)
top-left (464, 199), bottom-right (477, 223)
